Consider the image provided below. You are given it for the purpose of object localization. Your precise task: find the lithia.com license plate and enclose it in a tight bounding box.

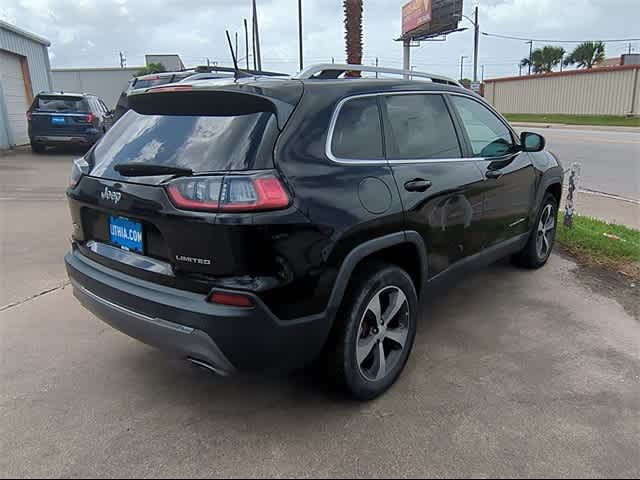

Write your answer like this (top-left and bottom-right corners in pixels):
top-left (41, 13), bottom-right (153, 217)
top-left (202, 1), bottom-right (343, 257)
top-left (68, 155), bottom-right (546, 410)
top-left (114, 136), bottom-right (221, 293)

top-left (109, 216), bottom-right (144, 253)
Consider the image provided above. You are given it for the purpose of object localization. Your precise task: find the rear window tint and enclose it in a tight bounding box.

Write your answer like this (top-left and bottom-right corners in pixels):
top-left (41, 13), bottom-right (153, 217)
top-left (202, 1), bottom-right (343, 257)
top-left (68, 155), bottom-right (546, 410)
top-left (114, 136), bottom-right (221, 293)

top-left (37, 96), bottom-right (87, 112)
top-left (89, 110), bottom-right (278, 178)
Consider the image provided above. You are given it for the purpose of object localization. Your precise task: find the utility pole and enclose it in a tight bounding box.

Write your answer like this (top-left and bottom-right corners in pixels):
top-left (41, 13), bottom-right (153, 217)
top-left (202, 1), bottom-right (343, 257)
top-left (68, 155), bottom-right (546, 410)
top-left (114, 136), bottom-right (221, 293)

top-left (235, 32), bottom-right (239, 64)
top-left (375, 57), bottom-right (379, 78)
top-left (244, 19), bottom-right (250, 70)
top-left (460, 55), bottom-right (468, 82)
top-left (298, 0), bottom-right (303, 71)
top-left (519, 63), bottom-right (522, 76)
top-left (331, 56), bottom-right (335, 64)
top-left (252, 0), bottom-right (262, 71)
top-left (481, 64), bottom-right (485, 83)
top-left (473, 5), bottom-right (479, 83)
top-left (119, 51), bottom-right (126, 68)
top-left (526, 40), bottom-right (533, 75)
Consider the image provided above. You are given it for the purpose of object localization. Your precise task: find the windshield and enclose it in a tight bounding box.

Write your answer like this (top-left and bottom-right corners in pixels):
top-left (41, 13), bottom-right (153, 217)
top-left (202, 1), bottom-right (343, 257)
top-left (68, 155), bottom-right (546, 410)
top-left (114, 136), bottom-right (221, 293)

top-left (37, 96), bottom-right (88, 112)
top-left (89, 110), bottom-right (278, 179)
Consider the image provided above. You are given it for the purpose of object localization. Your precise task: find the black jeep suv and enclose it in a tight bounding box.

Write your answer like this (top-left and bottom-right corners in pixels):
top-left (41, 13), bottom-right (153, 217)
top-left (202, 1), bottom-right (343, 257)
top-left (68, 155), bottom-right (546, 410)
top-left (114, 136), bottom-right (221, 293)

top-left (65, 64), bottom-right (563, 400)
top-left (28, 92), bottom-right (114, 152)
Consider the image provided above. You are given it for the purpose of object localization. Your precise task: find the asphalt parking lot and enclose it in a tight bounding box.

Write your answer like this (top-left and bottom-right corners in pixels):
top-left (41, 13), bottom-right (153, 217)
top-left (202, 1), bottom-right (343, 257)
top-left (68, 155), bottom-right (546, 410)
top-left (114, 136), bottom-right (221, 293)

top-left (1, 151), bottom-right (639, 478)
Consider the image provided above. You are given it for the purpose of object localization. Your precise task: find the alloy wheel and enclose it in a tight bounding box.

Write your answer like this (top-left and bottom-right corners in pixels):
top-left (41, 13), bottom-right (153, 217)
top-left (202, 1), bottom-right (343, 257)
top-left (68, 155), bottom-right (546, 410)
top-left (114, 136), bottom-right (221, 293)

top-left (356, 286), bottom-right (410, 382)
top-left (536, 204), bottom-right (555, 259)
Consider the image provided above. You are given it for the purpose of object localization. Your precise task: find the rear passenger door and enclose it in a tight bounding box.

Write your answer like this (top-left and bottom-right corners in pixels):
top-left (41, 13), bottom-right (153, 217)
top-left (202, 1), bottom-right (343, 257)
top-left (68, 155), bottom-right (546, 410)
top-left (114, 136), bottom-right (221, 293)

top-left (380, 93), bottom-right (486, 278)
top-left (448, 94), bottom-right (536, 247)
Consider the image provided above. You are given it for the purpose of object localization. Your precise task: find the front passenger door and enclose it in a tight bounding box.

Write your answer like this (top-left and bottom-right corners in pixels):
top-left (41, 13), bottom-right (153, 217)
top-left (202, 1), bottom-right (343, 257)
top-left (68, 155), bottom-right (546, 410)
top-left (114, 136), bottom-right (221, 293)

top-left (449, 95), bottom-right (536, 248)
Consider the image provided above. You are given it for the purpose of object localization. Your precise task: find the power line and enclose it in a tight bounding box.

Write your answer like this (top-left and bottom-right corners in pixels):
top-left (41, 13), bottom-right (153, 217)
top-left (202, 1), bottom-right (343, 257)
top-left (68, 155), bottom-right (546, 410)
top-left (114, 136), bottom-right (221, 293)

top-left (482, 32), bottom-right (640, 43)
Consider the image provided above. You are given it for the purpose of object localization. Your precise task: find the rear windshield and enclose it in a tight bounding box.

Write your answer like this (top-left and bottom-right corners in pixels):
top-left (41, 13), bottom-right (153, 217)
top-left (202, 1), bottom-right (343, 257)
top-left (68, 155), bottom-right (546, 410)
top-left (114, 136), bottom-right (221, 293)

top-left (36, 96), bottom-right (87, 112)
top-left (132, 76), bottom-right (173, 90)
top-left (89, 110), bottom-right (278, 178)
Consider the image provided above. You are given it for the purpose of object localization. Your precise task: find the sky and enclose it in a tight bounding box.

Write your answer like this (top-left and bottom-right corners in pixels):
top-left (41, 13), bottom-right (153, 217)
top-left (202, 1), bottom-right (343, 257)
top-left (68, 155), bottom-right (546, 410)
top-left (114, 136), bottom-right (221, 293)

top-left (1, 0), bottom-right (639, 80)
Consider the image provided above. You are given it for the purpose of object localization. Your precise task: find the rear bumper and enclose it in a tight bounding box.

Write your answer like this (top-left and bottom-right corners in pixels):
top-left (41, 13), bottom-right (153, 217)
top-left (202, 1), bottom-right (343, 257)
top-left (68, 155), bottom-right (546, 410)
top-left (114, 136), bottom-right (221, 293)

top-left (65, 250), bottom-right (330, 373)
top-left (31, 133), bottom-right (101, 145)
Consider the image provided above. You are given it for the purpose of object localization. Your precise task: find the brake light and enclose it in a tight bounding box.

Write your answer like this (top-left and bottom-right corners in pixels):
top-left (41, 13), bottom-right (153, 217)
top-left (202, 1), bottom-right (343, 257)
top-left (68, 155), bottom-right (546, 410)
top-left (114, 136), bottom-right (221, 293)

top-left (85, 112), bottom-right (96, 123)
top-left (148, 85), bottom-right (193, 93)
top-left (208, 291), bottom-right (254, 308)
top-left (166, 174), bottom-right (290, 213)
top-left (69, 157), bottom-right (89, 188)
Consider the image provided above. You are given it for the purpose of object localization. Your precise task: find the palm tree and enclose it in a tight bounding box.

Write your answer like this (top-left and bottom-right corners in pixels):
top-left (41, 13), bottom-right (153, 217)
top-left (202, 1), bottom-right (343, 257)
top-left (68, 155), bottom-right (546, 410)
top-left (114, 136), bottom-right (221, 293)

top-left (344, 0), bottom-right (363, 76)
top-left (564, 41), bottom-right (606, 69)
top-left (521, 46), bottom-right (566, 74)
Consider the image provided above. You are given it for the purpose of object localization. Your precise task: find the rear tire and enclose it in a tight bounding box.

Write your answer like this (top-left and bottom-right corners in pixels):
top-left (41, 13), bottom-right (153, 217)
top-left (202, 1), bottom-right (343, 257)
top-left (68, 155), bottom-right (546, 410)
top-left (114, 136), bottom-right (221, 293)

top-left (512, 193), bottom-right (558, 269)
top-left (327, 261), bottom-right (418, 401)
top-left (30, 142), bottom-right (45, 154)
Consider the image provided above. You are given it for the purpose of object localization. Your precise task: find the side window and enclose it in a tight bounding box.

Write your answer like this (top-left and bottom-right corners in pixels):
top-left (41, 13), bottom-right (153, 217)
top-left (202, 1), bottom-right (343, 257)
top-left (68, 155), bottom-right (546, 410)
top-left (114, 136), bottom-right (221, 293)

top-left (331, 97), bottom-right (384, 160)
top-left (383, 94), bottom-right (461, 159)
top-left (450, 96), bottom-right (515, 157)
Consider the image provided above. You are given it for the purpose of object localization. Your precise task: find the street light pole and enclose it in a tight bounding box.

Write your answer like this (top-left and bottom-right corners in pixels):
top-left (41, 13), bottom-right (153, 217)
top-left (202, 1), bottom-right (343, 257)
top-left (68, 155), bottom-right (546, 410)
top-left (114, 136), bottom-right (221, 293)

top-left (298, 0), bottom-right (303, 71)
top-left (526, 40), bottom-right (533, 75)
top-left (460, 55), bottom-right (468, 82)
top-left (473, 5), bottom-right (479, 83)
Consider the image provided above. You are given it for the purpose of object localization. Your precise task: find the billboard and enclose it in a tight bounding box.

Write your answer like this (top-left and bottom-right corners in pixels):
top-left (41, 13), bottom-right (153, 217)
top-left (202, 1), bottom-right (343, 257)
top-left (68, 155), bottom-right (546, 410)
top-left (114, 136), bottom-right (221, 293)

top-left (402, 0), bottom-right (432, 35)
top-left (401, 0), bottom-right (463, 41)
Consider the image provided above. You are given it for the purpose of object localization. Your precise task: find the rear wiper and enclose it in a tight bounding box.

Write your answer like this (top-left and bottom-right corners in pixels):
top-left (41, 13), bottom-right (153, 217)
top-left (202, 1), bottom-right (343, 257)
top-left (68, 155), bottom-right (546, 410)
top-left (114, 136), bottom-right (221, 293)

top-left (114, 163), bottom-right (193, 177)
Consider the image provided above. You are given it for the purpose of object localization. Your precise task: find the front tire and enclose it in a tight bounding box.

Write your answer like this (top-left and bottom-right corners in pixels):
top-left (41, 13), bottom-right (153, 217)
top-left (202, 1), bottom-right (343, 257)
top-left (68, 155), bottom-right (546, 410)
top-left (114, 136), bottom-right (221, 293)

top-left (513, 193), bottom-right (558, 268)
top-left (328, 262), bottom-right (418, 401)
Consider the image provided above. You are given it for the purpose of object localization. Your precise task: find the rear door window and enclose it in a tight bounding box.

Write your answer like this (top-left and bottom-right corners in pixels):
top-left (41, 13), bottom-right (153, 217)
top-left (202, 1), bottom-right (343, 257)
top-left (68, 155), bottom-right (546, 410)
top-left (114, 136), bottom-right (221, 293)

top-left (382, 94), bottom-right (461, 159)
top-left (330, 96), bottom-right (384, 161)
top-left (37, 96), bottom-right (88, 112)
top-left (89, 110), bottom-right (279, 179)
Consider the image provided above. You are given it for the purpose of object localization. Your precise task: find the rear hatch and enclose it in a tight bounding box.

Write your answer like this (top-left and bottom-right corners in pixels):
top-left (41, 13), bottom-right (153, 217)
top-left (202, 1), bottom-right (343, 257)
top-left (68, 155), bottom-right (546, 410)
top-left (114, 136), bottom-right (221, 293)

top-left (67, 80), bottom-right (303, 290)
top-left (29, 95), bottom-right (95, 136)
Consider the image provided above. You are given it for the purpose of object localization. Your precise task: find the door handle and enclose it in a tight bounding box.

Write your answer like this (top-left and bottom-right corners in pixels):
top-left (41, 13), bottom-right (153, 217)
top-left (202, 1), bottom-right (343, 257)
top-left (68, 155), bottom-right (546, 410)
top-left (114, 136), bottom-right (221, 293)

top-left (404, 179), bottom-right (432, 192)
top-left (485, 170), bottom-right (503, 179)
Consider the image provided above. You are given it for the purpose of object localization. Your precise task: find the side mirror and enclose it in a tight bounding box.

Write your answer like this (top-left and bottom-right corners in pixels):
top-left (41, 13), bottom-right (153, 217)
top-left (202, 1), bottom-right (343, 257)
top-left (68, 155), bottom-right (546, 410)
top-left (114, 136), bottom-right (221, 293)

top-left (520, 132), bottom-right (545, 152)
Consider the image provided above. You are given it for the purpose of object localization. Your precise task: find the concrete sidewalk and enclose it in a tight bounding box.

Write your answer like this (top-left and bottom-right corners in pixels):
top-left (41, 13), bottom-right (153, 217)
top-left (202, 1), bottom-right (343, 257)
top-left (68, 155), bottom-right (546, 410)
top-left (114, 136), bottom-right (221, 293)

top-left (565, 190), bottom-right (639, 229)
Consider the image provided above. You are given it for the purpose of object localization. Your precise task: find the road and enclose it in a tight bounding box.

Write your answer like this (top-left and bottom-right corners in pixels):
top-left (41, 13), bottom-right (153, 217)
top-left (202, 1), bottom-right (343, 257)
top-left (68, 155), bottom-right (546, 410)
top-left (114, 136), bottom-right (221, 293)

top-left (518, 126), bottom-right (640, 201)
top-left (1, 151), bottom-right (639, 477)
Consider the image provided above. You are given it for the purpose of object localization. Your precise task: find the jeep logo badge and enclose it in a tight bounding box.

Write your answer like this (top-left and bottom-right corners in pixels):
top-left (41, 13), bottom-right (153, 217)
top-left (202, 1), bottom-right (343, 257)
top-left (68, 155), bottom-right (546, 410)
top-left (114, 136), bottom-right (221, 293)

top-left (101, 186), bottom-right (122, 204)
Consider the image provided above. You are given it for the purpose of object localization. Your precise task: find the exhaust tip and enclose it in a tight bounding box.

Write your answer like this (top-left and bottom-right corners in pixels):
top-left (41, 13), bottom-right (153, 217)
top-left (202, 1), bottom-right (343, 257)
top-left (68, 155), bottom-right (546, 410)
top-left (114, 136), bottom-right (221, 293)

top-left (187, 357), bottom-right (231, 377)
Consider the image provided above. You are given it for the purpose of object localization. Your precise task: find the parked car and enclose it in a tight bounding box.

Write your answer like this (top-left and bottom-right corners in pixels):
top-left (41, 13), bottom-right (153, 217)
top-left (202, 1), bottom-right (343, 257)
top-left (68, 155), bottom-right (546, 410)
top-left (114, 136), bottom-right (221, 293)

top-left (64, 64), bottom-right (563, 400)
top-left (113, 66), bottom-right (285, 120)
top-left (27, 92), bottom-right (114, 153)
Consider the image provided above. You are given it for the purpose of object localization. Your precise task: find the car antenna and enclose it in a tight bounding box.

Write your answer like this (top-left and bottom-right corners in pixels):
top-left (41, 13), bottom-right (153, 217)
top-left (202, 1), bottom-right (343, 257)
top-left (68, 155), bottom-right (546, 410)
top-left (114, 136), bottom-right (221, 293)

top-left (226, 30), bottom-right (247, 80)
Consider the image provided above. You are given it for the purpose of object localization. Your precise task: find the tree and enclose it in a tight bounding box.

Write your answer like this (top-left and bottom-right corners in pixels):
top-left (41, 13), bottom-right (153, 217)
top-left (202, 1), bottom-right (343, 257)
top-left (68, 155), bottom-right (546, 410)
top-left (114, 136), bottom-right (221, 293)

top-left (344, 0), bottom-right (363, 77)
top-left (564, 41), bottom-right (606, 69)
top-left (521, 46), bottom-right (565, 74)
top-left (135, 62), bottom-right (166, 77)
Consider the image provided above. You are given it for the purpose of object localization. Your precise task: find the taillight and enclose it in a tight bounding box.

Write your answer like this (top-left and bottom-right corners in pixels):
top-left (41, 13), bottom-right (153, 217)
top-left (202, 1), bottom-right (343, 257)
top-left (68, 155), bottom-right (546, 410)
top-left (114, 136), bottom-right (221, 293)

top-left (26, 111), bottom-right (32, 121)
top-left (69, 157), bottom-right (89, 188)
top-left (85, 112), bottom-right (97, 123)
top-left (207, 291), bottom-right (254, 308)
top-left (166, 173), bottom-right (290, 213)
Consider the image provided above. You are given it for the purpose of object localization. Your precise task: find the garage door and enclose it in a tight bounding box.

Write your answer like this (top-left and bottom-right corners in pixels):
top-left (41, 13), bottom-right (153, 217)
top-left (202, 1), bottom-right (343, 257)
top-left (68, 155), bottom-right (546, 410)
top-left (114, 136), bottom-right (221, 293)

top-left (0, 50), bottom-right (30, 146)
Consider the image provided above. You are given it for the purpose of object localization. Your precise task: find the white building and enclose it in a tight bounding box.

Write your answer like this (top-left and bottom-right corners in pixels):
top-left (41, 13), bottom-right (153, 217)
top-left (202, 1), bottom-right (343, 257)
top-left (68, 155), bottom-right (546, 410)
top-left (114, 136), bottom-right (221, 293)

top-left (0, 20), bottom-right (52, 148)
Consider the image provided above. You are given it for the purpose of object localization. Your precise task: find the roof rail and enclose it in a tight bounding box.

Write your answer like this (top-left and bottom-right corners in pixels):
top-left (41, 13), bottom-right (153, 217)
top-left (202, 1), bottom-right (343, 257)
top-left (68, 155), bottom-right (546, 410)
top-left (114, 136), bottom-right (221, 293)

top-left (295, 63), bottom-right (462, 87)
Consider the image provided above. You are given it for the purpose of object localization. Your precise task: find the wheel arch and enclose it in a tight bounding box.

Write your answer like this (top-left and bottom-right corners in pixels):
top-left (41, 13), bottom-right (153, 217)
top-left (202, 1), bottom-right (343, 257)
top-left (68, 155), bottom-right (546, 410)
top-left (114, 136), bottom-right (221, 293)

top-left (324, 231), bottom-right (427, 327)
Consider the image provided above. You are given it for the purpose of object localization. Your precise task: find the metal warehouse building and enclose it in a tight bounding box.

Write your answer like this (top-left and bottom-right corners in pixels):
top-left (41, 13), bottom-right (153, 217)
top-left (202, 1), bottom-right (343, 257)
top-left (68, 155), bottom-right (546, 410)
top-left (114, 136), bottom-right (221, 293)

top-left (0, 20), bottom-right (52, 148)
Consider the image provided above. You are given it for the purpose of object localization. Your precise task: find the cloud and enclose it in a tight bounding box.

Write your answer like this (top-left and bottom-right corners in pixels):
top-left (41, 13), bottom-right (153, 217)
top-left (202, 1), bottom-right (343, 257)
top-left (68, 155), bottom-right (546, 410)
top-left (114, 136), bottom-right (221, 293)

top-left (5, 0), bottom-right (640, 79)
